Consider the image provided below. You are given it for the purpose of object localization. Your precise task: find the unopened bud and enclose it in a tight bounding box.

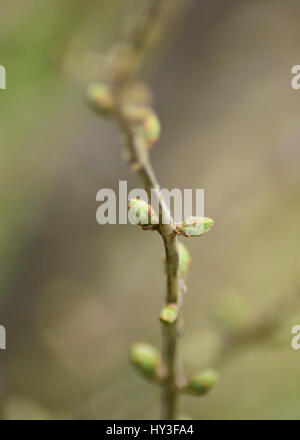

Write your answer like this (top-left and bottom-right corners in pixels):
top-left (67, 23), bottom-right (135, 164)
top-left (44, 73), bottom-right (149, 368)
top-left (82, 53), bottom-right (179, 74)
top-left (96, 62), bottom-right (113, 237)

top-left (123, 105), bottom-right (161, 147)
top-left (176, 217), bottom-right (214, 237)
top-left (128, 198), bottom-right (158, 228)
top-left (130, 342), bottom-right (164, 381)
top-left (159, 303), bottom-right (179, 325)
top-left (186, 369), bottom-right (219, 395)
top-left (142, 111), bottom-right (161, 145)
top-left (86, 82), bottom-right (114, 115)
top-left (177, 241), bottom-right (191, 277)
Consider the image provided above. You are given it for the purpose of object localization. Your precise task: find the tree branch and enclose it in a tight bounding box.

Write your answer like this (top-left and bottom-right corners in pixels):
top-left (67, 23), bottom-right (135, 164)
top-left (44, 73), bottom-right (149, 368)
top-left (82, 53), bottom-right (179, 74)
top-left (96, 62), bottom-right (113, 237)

top-left (87, 0), bottom-right (194, 419)
top-left (115, 108), bottom-right (180, 419)
top-left (111, 0), bottom-right (183, 420)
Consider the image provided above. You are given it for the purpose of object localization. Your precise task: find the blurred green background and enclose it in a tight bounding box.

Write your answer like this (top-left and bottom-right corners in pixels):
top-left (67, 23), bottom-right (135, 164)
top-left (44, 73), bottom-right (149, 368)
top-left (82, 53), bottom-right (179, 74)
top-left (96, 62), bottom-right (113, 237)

top-left (1, 0), bottom-right (300, 419)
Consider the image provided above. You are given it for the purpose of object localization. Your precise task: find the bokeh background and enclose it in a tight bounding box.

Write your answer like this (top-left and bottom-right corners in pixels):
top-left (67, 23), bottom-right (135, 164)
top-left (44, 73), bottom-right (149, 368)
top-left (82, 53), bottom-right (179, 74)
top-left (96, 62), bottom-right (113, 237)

top-left (1, 0), bottom-right (300, 419)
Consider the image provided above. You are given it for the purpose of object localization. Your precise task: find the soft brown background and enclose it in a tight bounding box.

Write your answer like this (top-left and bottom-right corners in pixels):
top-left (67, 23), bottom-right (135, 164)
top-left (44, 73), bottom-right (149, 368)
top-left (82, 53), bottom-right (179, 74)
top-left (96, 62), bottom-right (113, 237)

top-left (0, 0), bottom-right (300, 419)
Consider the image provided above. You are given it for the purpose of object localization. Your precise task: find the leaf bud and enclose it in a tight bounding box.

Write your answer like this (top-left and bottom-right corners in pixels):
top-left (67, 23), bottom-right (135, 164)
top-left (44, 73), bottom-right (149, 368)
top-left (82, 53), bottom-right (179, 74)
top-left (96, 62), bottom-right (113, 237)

top-left (159, 303), bottom-right (179, 325)
top-left (128, 198), bottom-right (158, 228)
top-left (186, 369), bottom-right (219, 395)
top-left (176, 216), bottom-right (214, 237)
top-left (123, 105), bottom-right (161, 147)
top-left (177, 241), bottom-right (191, 277)
top-left (86, 82), bottom-right (114, 115)
top-left (130, 342), bottom-right (164, 381)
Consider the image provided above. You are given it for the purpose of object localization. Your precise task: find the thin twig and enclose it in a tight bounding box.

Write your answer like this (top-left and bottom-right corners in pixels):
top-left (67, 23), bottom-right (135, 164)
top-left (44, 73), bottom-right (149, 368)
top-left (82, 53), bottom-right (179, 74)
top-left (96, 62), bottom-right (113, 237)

top-left (115, 108), bottom-right (180, 419)
top-left (110, 0), bottom-right (183, 420)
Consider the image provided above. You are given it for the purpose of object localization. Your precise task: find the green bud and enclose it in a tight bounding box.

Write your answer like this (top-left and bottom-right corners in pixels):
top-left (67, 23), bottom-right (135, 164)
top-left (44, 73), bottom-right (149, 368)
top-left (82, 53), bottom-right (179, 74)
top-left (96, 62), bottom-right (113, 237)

top-left (159, 303), bottom-right (179, 325)
top-left (128, 198), bottom-right (158, 228)
top-left (187, 369), bottom-right (219, 395)
top-left (130, 342), bottom-right (162, 380)
top-left (176, 216), bottom-right (214, 237)
top-left (123, 105), bottom-right (161, 147)
top-left (177, 241), bottom-right (191, 277)
top-left (86, 82), bottom-right (114, 115)
top-left (142, 111), bottom-right (161, 145)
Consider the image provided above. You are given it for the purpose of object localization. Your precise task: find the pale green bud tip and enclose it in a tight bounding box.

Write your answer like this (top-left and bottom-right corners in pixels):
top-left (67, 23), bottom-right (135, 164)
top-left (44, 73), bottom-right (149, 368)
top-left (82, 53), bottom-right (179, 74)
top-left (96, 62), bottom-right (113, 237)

top-left (187, 369), bottom-right (219, 395)
top-left (128, 198), bottom-right (148, 209)
top-left (130, 342), bottom-right (161, 378)
top-left (86, 83), bottom-right (114, 114)
top-left (203, 217), bottom-right (215, 232)
top-left (159, 304), bottom-right (179, 325)
top-left (177, 241), bottom-right (191, 276)
top-left (143, 111), bottom-right (161, 145)
top-left (128, 198), bottom-right (158, 227)
top-left (176, 216), bottom-right (215, 237)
